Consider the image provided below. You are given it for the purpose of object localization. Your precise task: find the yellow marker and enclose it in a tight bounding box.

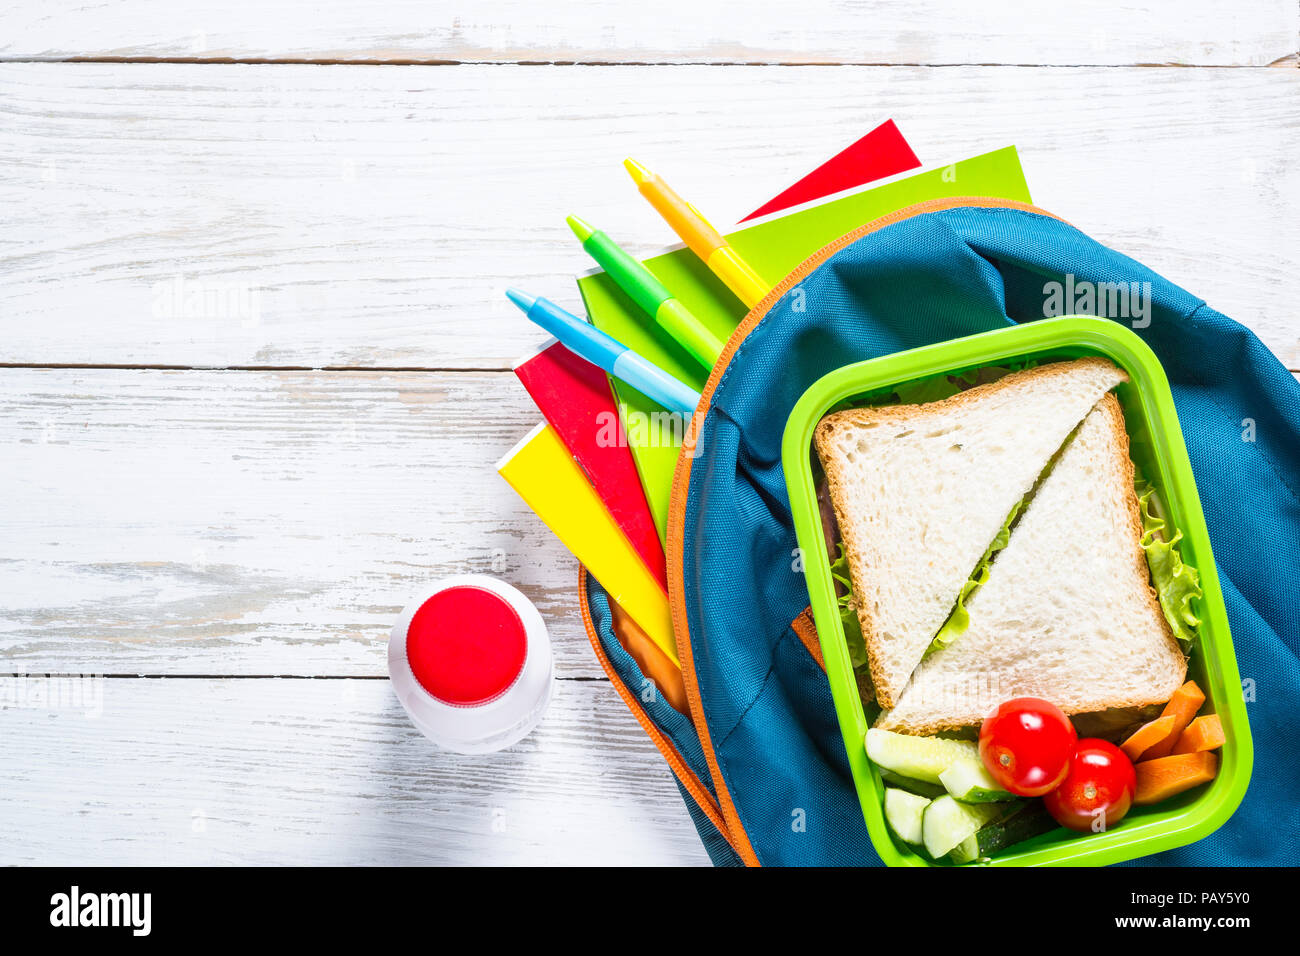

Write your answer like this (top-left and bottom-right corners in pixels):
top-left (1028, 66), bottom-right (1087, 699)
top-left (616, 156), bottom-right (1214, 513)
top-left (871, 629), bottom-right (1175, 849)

top-left (625, 158), bottom-right (771, 309)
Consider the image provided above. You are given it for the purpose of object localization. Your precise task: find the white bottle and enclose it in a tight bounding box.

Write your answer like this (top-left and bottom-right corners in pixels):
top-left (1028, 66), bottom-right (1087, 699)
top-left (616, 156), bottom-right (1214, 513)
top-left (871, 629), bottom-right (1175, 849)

top-left (388, 575), bottom-right (553, 754)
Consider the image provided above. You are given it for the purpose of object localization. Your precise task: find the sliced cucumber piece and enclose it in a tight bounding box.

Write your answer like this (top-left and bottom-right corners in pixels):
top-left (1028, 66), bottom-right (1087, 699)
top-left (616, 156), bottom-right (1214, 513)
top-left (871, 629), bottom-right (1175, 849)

top-left (948, 834), bottom-right (980, 865)
top-left (879, 768), bottom-right (947, 800)
top-left (883, 788), bottom-right (930, 846)
top-left (922, 795), bottom-right (1008, 859)
top-left (939, 757), bottom-right (1016, 803)
top-left (973, 801), bottom-right (1059, 857)
top-left (865, 728), bottom-right (979, 784)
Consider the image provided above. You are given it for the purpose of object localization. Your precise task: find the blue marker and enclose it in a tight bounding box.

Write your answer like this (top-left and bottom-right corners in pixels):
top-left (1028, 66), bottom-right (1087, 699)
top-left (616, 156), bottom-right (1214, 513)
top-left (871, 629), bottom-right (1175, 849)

top-left (506, 289), bottom-right (701, 416)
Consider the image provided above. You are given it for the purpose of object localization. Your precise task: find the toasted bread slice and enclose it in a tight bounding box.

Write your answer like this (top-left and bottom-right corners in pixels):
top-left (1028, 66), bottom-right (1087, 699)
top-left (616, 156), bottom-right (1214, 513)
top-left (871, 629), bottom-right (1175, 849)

top-left (814, 357), bottom-right (1127, 707)
top-left (876, 394), bottom-right (1187, 733)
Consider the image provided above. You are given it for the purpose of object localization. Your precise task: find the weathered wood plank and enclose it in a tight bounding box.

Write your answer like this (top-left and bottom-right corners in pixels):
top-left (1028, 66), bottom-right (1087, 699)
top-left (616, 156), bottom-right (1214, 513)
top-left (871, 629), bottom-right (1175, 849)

top-left (2, 63), bottom-right (1296, 369)
top-left (0, 675), bottom-right (711, 865)
top-left (0, 368), bottom-right (606, 677)
top-left (1, 0), bottom-right (1295, 65)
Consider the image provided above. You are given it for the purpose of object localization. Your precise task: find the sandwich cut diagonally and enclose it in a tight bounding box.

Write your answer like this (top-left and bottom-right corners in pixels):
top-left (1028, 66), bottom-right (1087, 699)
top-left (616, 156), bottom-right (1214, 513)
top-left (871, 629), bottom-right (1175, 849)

top-left (876, 393), bottom-right (1188, 734)
top-left (814, 357), bottom-right (1127, 708)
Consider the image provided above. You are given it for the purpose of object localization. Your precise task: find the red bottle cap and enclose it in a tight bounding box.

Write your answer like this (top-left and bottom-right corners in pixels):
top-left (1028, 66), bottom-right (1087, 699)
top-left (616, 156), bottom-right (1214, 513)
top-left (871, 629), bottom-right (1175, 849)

top-left (406, 586), bottom-right (528, 706)
top-left (389, 575), bottom-right (553, 753)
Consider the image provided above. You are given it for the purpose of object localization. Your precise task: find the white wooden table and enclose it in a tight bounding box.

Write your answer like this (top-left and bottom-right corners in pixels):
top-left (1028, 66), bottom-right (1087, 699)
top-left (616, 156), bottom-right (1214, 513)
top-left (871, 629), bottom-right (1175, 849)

top-left (1, 2), bottom-right (1296, 866)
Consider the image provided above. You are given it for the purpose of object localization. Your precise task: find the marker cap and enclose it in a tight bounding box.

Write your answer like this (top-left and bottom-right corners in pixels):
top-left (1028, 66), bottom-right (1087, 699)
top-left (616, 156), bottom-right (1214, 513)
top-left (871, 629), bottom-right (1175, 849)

top-left (388, 575), bottom-right (553, 754)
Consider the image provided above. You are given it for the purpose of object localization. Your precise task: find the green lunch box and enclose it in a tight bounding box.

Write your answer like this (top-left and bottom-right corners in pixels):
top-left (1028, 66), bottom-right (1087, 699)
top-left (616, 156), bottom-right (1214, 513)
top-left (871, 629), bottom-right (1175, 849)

top-left (781, 316), bottom-right (1252, 867)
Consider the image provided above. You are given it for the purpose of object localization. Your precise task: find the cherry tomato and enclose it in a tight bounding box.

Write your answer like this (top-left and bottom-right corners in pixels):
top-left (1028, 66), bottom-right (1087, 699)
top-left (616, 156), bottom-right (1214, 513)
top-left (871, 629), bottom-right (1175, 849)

top-left (1044, 739), bottom-right (1137, 833)
top-left (979, 697), bottom-right (1077, 796)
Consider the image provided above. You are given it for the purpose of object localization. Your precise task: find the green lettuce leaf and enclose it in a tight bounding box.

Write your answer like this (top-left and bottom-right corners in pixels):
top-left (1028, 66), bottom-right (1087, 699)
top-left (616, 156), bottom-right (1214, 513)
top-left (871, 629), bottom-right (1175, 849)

top-left (893, 375), bottom-right (961, 405)
top-left (924, 500), bottom-right (1021, 658)
top-left (1135, 479), bottom-right (1202, 649)
top-left (829, 541), bottom-right (868, 670)
top-left (828, 360), bottom-right (1041, 416)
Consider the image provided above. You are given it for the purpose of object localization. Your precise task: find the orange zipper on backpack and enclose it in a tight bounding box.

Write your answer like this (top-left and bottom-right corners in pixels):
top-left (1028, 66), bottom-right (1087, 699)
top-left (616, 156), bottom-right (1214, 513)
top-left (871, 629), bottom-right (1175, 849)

top-left (577, 567), bottom-right (734, 849)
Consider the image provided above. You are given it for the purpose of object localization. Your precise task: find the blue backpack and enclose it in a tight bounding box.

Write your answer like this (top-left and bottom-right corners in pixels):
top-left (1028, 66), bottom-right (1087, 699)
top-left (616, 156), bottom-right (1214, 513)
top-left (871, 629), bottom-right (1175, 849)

top-left (579, 199), bottom-right (1300, 866)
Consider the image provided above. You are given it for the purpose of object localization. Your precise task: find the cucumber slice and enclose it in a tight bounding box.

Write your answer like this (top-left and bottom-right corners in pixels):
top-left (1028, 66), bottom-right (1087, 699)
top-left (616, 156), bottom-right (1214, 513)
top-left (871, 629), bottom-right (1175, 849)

top-left (948, 834), bottom-right (980, 865)
top-left (974, 801), bottom-right (1059, 856)
top-left (865, 728), bottom-right (979, 784)
top-left (883, 788), bottom-right (930, 845)
top-left (879, 768), bottom-right (947, 800)
top-left (939, 758), bottom-right (1016, 803)
top-left (922, 795), bottom-right (1008, 859)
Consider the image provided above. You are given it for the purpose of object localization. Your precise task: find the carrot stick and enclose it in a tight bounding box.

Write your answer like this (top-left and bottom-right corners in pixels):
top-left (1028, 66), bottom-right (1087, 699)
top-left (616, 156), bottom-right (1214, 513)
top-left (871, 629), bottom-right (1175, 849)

top-left (1172, 714), bottom-right (1225, 755)
top-left (1135, 752), bottom-right (1218, 805)
top-left (1120, 714), bottom-right (1177, 761)
top-left (1143, 680), bottom-right (1207, 760)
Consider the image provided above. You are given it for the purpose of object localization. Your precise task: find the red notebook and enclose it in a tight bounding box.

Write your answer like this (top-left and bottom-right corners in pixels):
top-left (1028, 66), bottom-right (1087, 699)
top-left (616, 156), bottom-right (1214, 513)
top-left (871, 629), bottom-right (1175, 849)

top-left (740, 119), bottom-right (921, 223)
top-left (515, 121), bottom-right (921, 590)
top-left (514, 341), bottom-right (668, 586)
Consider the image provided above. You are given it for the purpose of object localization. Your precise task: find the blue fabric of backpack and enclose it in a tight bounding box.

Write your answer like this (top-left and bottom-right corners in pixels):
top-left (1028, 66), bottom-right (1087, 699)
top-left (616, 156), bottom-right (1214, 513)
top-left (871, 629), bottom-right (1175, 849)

top-left (582, 202), bottom-right (1299, 867)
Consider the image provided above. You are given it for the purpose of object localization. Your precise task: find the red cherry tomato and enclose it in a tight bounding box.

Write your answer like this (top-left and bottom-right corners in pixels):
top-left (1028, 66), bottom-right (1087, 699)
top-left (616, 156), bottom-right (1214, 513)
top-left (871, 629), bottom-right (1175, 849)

top-left (1044, 739), bottom-right (1137, 833)
top-left (979, 697), bottom-right (1077, 796)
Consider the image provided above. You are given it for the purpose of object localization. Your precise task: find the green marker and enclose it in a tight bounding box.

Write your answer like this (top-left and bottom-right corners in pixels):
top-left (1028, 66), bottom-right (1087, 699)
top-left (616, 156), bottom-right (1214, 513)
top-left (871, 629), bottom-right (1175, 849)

top-left (566, 215), bottom-right (723, 370)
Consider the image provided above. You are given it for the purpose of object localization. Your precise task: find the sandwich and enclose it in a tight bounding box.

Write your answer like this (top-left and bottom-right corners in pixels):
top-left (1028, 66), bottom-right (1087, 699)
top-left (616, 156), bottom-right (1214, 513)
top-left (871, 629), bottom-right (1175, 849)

top-left (815, 357), bottom-right (1129, 709)
top-left (814, 356), bottom-right (1194, 730)
top-left (874, 393), bottom-right (1187, 733)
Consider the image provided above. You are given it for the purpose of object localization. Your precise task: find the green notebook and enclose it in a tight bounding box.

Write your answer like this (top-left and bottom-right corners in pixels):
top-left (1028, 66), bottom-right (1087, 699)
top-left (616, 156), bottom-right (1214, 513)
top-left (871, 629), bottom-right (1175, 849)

top-left (576, 146), bottom-right (1031, 542)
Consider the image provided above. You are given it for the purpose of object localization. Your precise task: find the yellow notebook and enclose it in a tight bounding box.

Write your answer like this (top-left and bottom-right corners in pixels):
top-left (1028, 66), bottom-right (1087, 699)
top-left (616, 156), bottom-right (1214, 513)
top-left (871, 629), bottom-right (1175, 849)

top-left (497, 422), bottom-right (679, 667)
